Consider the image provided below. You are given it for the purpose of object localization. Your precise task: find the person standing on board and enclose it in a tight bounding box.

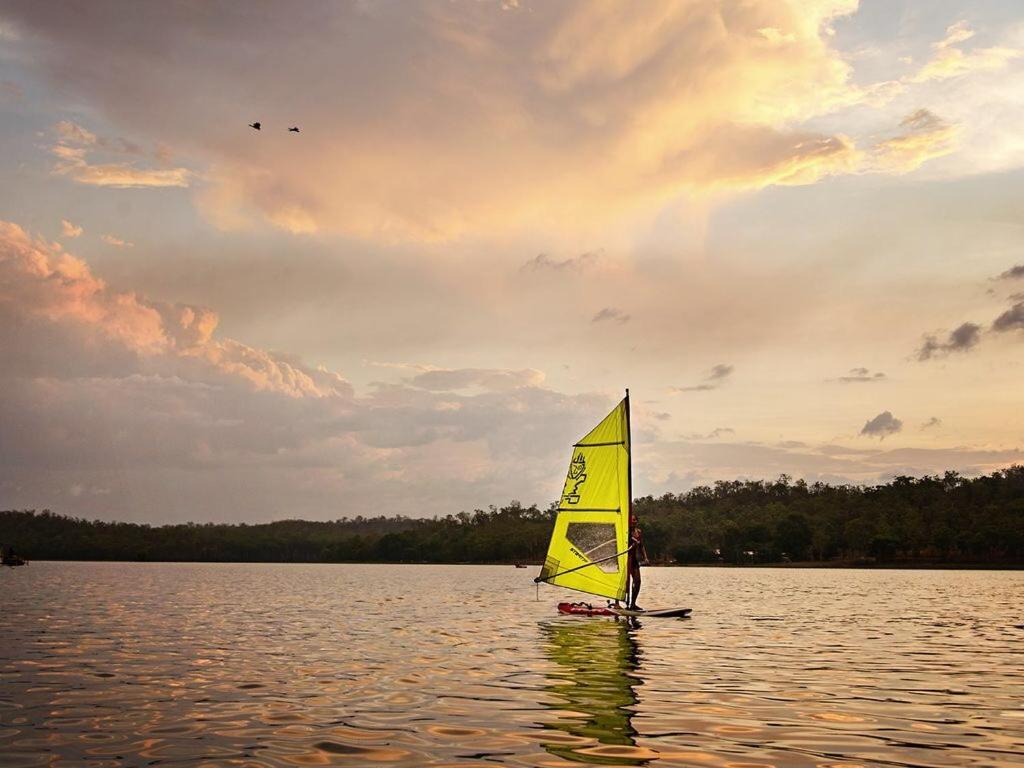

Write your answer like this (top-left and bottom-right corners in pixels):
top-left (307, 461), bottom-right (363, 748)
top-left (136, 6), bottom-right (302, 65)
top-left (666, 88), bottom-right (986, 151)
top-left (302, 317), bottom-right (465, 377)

top-left (626, 513), bottom-right (648, 610)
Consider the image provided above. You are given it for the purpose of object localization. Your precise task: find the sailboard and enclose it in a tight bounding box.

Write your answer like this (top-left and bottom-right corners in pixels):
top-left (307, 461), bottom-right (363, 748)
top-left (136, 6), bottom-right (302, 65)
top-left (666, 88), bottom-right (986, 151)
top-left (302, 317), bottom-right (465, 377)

top-left (557, 602), bottom-right (692, 619)
top-left (534, 390), bottom-right (691, 619)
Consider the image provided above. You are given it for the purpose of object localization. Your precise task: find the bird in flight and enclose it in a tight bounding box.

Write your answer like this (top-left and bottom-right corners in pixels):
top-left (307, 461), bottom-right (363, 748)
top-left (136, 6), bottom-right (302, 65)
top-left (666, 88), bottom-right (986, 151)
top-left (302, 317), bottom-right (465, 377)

top-left (249, 122), bottom-right (261, 130)
top-left (288, 126), bottom-right (300, 133)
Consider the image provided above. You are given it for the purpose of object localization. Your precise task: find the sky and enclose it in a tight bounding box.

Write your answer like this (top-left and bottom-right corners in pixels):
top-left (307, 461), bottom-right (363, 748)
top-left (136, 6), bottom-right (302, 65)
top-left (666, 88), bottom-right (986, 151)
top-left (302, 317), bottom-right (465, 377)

top-left (1, 0), bottom-right (1023, 523)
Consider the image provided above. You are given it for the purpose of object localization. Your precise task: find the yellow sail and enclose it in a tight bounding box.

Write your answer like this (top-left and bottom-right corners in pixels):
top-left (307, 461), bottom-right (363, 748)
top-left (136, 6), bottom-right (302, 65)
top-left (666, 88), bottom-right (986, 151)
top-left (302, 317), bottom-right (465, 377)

top-left (536, 397), bottom-right (631, 601)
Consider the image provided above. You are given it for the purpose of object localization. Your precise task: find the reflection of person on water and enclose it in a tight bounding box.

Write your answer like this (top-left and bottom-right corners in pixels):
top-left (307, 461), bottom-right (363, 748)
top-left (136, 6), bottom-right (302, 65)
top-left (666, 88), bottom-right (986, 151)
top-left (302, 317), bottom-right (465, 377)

top-left (626, 514), bottom-right (648, 611)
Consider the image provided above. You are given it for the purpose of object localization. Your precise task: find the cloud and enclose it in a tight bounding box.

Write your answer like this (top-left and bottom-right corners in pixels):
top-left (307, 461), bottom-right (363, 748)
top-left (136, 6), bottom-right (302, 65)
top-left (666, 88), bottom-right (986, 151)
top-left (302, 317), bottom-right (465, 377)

top-left (640, 438), bottom-right (1022, 496)
top-left (101, 234), bottom-right (132, 248)
top-left (368, 361), bottom-right (434, 373)
top-left (872, 109), bottom-right (958, 173)
top-left (60, 219), bottom-right (82, 238)
top-left (860, 410), bottom-right (903, 439)
top-left (916, 321), bottom-right (982, 360)
top-left (708, 364), bottom-right (734, 381)
top-left (837, 367), bottom-right (886, 383)
top-left (0, 220), bottom-right (348, 398)
top-left (997, 264), bottom-right (1024, 281)
top-left (672, 363), bottom-right (734, 392)
top-left (4, 1), bottom-right (879, 239)
top-left (915, 299), bottom-right (1024, 357)
top-left (54, 120), bottom-right (96, 146)
top-left (921, 417), bottom-right (942, 430)
top-left (0, 79), bottom-right (23, 102)
top-left (520, 251), bottom-right (600, 273)
top-left (992, 302), bottom-right (1024, 333)
top-left (408, 367), bottom-right (545, 392)
top-left (1, 218), bottom-right (636, 520)
top-left (3, 219), bottom-right (1022, 521)
top-left (591, 307), bottom-right (629, 324)
top-left (912, 21), bottom-right (1023, 83)
top-left (53, 151), bottom-right (191, 189)
top-left (683, 427), bottom-right (735, 440)
top-left (50, 121), bottom-right (190, 189)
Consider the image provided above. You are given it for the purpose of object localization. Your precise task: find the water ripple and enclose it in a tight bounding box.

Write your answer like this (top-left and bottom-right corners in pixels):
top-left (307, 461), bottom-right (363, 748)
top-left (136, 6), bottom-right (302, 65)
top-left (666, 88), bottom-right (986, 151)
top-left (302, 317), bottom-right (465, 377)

top-left (1, 563), bottom-right (1022, 766)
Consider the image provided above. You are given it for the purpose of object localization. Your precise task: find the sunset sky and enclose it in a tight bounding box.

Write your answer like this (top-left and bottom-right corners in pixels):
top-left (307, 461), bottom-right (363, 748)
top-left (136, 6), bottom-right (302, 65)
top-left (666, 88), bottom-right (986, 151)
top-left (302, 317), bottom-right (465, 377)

top-left (1, 0), bottom-right (1023, 523)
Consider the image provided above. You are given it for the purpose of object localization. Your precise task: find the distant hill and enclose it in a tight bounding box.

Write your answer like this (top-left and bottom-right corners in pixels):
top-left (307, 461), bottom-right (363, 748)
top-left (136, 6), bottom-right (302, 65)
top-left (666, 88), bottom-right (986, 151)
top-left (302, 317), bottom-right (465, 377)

top-left (2, 467), bottom-right (1022, 565)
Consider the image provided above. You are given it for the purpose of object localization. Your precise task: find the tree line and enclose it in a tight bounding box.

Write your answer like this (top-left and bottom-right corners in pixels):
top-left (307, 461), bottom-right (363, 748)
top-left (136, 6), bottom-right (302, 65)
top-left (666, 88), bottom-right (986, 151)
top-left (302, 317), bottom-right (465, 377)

top-left (2, 466), bottom-right (1022, 565)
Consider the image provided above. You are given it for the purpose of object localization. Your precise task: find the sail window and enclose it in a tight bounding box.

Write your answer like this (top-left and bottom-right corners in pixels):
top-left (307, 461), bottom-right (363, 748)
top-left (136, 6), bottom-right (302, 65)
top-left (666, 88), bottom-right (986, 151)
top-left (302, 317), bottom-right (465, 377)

top-left (566, 523), bottom-right (619, 572)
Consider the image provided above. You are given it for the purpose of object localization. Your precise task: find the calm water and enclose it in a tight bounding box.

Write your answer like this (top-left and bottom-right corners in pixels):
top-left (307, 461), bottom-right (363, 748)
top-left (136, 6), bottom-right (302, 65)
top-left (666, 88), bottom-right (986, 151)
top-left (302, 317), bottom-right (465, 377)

top-left (1, 563), bottom-right (1022, 767)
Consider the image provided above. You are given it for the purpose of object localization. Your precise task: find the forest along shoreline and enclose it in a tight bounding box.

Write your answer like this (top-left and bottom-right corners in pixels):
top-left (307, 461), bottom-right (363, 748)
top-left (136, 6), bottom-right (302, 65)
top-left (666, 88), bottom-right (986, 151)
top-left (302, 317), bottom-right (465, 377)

top-left (2, 467), bottom-right (1022, 567)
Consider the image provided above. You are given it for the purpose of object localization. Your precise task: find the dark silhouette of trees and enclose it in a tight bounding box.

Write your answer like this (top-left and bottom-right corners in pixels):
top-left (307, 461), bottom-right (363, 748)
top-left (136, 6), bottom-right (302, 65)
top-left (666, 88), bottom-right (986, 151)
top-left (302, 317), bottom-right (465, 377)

top-left (2, 467), bottom-right (1022, 565)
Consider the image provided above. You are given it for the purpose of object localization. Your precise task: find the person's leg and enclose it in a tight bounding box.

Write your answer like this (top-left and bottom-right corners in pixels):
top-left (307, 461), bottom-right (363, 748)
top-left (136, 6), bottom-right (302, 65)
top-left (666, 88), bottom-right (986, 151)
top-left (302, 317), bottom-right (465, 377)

top-left (629, 566), bottom-right (641, 610)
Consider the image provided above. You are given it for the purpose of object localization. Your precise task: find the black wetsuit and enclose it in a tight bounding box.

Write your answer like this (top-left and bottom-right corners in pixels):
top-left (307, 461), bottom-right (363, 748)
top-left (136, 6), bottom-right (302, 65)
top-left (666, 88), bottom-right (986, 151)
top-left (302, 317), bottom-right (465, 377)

top-left (627, 524), bottom-right (645, 608)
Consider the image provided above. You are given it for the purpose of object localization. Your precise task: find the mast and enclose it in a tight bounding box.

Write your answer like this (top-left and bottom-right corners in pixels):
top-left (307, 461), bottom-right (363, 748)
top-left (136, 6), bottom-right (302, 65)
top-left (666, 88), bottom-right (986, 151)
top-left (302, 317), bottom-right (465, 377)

top-left (625, 388), bottom-right (632, 522)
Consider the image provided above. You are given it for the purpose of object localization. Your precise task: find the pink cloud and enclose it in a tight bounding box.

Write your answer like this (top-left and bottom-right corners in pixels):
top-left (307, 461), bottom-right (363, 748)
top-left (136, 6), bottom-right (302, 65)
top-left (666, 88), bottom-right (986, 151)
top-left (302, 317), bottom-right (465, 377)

top-left (0, 219), bottom-right (633, 519)
top-left (2, 219), bottom-right (1019, 522)
top-left (60, 219), bottom-right (83, 238)
top-left (100, 234), bottom-right (133, 248)
top-left (11, 3), bottom-right (870, 239)
top-left (50, 121), bottom-right (191, 189)
top-left (0, 221), bottom-right (348, 397)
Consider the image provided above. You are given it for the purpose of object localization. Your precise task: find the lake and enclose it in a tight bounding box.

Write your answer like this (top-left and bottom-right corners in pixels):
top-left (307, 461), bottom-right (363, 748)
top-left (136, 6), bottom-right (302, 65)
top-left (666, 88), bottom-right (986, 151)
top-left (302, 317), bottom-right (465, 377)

top-left (1, 563), bottom-right (1021, 767)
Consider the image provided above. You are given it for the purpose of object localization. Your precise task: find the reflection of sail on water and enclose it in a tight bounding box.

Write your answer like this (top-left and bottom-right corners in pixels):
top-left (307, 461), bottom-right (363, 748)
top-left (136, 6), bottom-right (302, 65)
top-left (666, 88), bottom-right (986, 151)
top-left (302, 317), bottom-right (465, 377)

top-left (536, 397), bottom-right (631, 601)
top-left (540, 619), bottom-right (644, 765)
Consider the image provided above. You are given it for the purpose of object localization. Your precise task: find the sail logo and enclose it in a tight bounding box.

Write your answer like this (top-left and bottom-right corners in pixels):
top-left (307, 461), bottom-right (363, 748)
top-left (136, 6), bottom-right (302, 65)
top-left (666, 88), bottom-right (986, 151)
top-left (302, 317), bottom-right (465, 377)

top-left (562, 451), bottom-right (587, 504)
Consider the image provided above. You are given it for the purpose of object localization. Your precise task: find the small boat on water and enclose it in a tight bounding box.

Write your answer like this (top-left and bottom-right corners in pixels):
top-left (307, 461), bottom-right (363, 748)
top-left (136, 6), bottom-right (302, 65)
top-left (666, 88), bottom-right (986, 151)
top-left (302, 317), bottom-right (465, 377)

top-left (1, 548), bottom-right (28, 567)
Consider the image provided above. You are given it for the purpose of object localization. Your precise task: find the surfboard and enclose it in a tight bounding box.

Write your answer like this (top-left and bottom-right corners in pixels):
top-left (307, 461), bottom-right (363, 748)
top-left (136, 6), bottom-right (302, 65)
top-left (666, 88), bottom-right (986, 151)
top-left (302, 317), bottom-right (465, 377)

top-left (557, 602), bottom-right (691, 618)
top-left (611, 606), bottom-right (691, 618)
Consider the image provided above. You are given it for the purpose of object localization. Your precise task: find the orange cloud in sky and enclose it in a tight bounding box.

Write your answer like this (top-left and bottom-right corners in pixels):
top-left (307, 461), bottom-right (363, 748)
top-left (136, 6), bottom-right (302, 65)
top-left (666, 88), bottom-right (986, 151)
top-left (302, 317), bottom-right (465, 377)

top-left (54, 157), bottom-right (191, 188)
top-left (180, 0), bottom-right (869, 239)
top-left (60, 219), bottom-right (82, 238)
top-left (410, 367), bottom-right (545, 392)
top-left (912, 21), bottom-right (1022, 83)
top-left (3, 215), bottom-right (1022, 520)
top-left (13, 3), bottom-right (1015, 242)
top-left (872, 109), bottom-right (959, 173)
top-left (50, 121), bottom-right (191, 189)
top-left (100, 234), bottom-right (133, 248)
top-left (1, 221), bottom-right (167, 353)
top-left (0, 221), bottom-right (349, 398)
top-left (0, 0), bottom-right (1019, 253)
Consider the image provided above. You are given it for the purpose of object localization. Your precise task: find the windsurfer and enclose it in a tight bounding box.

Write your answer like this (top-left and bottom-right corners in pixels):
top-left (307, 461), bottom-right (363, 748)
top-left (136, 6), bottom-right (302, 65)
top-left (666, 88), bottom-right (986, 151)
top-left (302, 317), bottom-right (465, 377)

top-left (626, 514), bottom-right (648, 610)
